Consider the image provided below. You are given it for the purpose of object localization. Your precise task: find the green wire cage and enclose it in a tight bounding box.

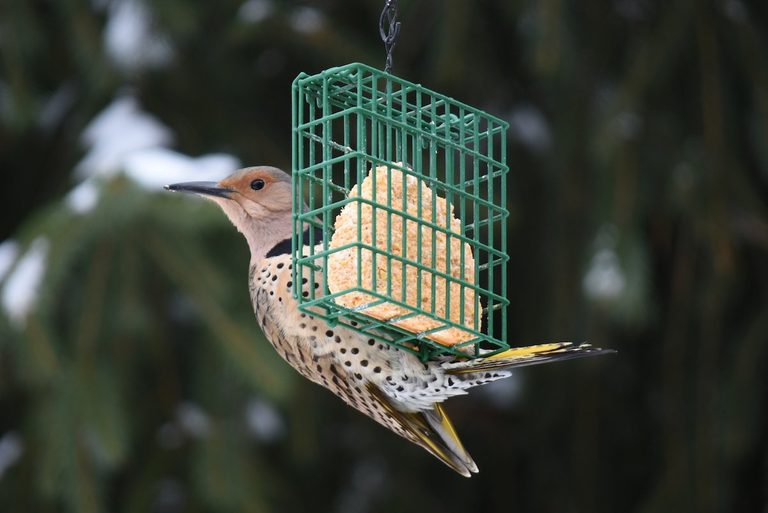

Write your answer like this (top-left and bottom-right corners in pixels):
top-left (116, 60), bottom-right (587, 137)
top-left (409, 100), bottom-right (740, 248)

top-left (291, 62), bottom-right (509, 360)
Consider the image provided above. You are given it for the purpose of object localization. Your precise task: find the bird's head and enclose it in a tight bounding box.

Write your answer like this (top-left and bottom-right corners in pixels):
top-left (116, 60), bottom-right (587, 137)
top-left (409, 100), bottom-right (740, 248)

top-left (166, 166), bottom-right (293, 263)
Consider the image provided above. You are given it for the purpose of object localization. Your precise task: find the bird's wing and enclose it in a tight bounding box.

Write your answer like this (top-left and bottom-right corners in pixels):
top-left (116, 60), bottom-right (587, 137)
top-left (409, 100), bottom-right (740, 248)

top-left (442, 342), bottom-right (615, 374)
top-left (366, 383), bottom-right (478, 477)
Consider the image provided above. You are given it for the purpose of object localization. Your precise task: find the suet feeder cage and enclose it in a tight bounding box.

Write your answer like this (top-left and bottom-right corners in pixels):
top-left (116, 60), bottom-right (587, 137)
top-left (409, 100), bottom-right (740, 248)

top-left (291, 63), bottom-right (509, 360)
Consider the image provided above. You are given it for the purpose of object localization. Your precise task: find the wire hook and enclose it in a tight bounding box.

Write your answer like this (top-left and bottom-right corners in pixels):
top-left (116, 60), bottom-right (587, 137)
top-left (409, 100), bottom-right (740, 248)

top-left (379, 0), bottom-right (401, 73)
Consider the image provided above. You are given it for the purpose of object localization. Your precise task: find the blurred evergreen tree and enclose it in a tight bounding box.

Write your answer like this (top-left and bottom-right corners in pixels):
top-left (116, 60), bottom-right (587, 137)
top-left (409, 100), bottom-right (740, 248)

top-left (1, 1), bottom-right (767, 512)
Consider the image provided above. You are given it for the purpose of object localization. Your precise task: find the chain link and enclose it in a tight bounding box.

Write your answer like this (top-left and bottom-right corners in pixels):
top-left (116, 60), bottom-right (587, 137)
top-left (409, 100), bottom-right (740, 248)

top-left (379, 0), bottom-right (401, 73)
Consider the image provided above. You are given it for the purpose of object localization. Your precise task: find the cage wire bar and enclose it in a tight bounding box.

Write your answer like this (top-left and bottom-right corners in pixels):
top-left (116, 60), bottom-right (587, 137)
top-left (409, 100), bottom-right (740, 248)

top-left (291, 62), bottom-right (509, 360)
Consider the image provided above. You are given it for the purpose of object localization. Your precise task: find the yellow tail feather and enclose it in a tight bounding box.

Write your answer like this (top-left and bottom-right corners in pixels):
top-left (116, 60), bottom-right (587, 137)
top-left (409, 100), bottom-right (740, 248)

top-left (486, 342), bottom-right (572, 360)
top-left (447, 342), bottom-right (614, 375)
top-left (366, 383), bottom-right (477, 477)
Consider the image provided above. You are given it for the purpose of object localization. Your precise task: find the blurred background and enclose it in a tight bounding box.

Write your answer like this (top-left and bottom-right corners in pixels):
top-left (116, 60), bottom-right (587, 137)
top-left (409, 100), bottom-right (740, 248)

top-left (1, 1), bottom-right (767, 512)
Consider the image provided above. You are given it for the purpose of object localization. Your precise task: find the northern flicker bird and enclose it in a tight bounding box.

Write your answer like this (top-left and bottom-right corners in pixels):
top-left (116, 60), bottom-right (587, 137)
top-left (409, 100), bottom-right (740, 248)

top-left (166, 166), bottom-right (613, 477)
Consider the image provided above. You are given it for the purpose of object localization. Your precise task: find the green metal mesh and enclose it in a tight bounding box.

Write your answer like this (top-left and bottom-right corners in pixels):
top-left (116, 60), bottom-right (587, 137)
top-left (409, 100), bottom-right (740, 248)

top-left (291, 62), bottom-right (509, 360)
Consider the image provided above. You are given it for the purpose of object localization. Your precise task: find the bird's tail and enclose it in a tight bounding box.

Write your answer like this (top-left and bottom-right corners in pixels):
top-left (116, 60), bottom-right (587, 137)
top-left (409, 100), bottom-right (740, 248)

top-left (443, 342), bottom-right (615, 375)
top-left (367, 383), bottom-right (478, 477)
top-left (366, 344), bottom-right (613, 477)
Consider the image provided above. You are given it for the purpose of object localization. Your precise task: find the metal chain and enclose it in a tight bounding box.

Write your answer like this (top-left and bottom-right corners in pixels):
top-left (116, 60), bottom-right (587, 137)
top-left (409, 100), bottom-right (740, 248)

top-left (379, 0), bottom-right (401, 73)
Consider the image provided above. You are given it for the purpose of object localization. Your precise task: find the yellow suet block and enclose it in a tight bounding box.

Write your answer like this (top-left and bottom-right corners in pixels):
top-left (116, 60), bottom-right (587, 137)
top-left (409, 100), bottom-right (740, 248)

top-left (328, 164), bottom-right (480, 346)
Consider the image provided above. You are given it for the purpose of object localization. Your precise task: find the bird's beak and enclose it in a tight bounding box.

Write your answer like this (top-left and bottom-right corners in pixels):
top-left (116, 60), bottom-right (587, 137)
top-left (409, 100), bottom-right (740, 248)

top-left (164, 181), bottom-right (233, 199)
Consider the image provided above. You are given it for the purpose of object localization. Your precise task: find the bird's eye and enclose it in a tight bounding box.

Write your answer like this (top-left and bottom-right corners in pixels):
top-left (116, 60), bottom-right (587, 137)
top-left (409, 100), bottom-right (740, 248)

top-left (250, 178), bottom-right (266, 191)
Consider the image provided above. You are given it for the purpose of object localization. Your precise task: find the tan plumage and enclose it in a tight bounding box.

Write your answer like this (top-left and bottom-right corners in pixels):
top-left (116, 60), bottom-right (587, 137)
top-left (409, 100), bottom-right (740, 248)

top-left (166, 166), bottom-right (615, 476)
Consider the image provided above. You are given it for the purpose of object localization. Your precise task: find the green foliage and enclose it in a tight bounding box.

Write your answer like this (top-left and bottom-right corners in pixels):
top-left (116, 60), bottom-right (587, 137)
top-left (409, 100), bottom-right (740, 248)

top-left (1, 177), bottom-right (298, 511)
